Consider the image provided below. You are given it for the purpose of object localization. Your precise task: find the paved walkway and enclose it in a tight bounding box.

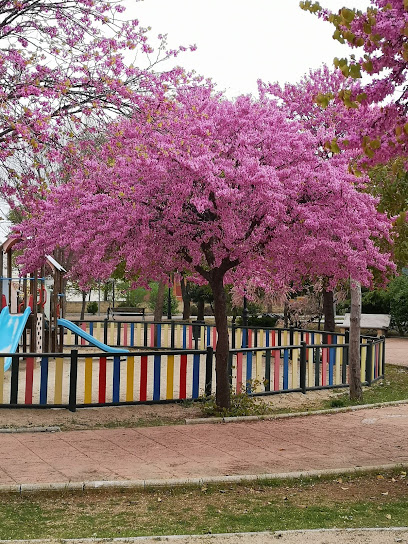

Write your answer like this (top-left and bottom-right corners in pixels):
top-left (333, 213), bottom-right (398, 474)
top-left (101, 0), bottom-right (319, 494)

top-left (0, 403), bottom-right (407, 488)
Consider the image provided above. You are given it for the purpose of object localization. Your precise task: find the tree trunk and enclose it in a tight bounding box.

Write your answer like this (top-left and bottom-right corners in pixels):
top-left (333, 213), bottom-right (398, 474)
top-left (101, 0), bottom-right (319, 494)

top-left (154, 281), bottom-right (165, 322)
top-left (349, 280), bottom-right (363, 401)
top-left (284, 299), bottom-right (289, 328)
top-left (323, 288), bottom-right (335, 332)
top-left (80, 290), bottom-right (87, 321)
top-left (209, 273), bottom-right (230, 410)
top-left (197, 299), bottom-right (205, 321)
top-left (180, 277), bottom-right (191, 320)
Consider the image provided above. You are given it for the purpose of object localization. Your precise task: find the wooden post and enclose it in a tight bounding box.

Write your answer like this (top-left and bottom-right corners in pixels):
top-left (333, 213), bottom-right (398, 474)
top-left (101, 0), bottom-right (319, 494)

top-left (349, 279), bottom-right (363, 401)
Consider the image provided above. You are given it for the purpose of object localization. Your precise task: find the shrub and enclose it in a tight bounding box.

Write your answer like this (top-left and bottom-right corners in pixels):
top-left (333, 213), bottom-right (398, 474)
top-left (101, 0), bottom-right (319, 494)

top-left (86, 301), bottom-right (98, 315)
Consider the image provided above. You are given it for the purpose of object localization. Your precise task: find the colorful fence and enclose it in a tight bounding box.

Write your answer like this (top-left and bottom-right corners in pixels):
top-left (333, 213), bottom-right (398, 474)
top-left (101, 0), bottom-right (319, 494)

top-left (0, 333), bottom-right (385, 410)
top-left (63, 319), bottom-right (359, 351)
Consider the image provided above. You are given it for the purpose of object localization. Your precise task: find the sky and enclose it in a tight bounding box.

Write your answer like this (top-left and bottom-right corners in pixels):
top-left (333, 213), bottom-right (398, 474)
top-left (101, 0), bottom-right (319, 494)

top-left (125, 0), bottom-right (372, 97)
top-left (0, 0), bottom-right (372, 243)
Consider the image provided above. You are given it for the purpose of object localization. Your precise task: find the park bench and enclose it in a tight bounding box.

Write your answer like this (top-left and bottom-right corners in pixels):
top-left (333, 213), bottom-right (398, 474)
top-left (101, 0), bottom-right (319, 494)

top-left (107, 306), bottom-right (145, 320)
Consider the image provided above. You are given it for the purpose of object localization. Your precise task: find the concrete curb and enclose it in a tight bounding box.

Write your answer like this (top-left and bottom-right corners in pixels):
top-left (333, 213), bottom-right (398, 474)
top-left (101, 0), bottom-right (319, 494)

top-left (185, 398), bottom-right (408, 425)
top-left (1, 527), bottom-right (408, 543)
top-left (2, 462), bottom-right (406, 494)
top-left (0, 426), bottom-right (61, 434)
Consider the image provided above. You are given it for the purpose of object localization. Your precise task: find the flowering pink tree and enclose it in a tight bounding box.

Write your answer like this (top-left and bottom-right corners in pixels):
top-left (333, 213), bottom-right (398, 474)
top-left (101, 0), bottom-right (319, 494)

top-left (302, 0), bottom-right (408, 164)
top-left (17, 88), bottom-right (392, 408)
top-left (0, 0), bottom-right (195, 202)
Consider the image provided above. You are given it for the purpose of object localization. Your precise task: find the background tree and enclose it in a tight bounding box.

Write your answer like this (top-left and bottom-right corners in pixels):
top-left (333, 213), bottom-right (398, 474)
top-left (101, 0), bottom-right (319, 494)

top-left (302, 0), bottom-right (408, 165)
top-left (0, 0), bottom-right (194, 204)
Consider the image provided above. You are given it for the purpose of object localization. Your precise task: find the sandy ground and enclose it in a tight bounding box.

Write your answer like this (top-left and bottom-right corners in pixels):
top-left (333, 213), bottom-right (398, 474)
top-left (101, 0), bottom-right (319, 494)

top-left (0, 387), bottom-right (346, 431)
top-left (4, 529), bottom-right (408, 543)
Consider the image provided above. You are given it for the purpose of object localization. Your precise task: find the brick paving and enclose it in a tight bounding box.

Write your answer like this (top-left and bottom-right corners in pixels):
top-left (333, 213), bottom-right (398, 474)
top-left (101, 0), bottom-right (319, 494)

top-left (0, 403), bottom-right (407, 486)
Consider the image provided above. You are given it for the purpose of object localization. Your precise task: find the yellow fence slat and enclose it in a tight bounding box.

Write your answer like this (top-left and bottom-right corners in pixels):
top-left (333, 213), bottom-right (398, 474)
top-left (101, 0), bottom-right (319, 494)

top-left (255, 350), bottom-right (263, 391)
top-left (109, 323), bottom-right (114, 345)
top-left (136, 323), bottom-right (142, 346)
top-left (54, 357), bottom-right (64, 404)
top-left (360, 339), bottom-right (367, 382)
top-left (84, 357), bottom-right (93, 404)
top-left (308, 348), bottom-right (314, 388)
top-left (200, 326), bottom-right (205, 350)
top-left (126, 356), bottom-right (135, 401)
top-left (292, 348), bottom-right (298, 389)
top-left (166, 354), bottom-right (175, 399)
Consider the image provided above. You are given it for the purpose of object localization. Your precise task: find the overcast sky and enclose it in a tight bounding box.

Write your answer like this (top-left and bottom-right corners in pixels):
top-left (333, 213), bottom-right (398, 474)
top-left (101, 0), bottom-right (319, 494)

top-left (126, 0), bottom-right (372, 97)
top-left (0, 0), bottom-right (372, 243)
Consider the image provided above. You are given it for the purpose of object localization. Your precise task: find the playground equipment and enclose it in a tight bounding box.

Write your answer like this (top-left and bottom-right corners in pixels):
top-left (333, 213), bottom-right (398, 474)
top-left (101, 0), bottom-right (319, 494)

top-left (0, 236), bottom-right (66, 353)
top-left (57, 317), bottom-right (128, 354)
top-left (0, 306), bottom-right (31, 371)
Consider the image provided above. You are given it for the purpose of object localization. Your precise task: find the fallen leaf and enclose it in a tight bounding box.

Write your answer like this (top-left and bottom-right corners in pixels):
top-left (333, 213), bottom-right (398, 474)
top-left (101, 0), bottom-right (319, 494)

top-left (377, 475), bottom-right (385, 480)
top-left (341, 487), bottom-right (349, 490)
top-left (381, 491), bottom-right (389, 496)
top-left (386, 513), bottom-right (392, 519)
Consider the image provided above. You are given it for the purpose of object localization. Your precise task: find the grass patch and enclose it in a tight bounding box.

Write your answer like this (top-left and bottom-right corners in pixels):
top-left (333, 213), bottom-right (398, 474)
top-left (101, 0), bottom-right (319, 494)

top-left (321, 365), bottom-right (408, 411)
top-left (0, 470), bottom-right (407, 539)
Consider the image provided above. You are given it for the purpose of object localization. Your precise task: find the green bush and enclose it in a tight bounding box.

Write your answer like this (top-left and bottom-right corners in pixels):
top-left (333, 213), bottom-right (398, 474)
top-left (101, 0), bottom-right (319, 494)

top-left (236, 314), bottom-right (279, 327)
top-left (86, 301), bottom-right (98, 315)
top-left (362, 289), bottom-right (390, 314)
top-left (388, 275), bottom-right (408, 335)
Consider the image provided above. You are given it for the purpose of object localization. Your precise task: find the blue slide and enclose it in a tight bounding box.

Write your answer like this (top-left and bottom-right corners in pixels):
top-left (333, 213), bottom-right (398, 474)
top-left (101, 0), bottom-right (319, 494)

top-left (58, 317), bottom-right (129, 354)
top-left (0, 306), bottom-right (32, 371)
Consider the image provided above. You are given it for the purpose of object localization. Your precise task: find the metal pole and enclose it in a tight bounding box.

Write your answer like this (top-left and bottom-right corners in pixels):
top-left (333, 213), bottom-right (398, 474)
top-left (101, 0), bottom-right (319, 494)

top-left (167, 275), bottom-right (172, 320)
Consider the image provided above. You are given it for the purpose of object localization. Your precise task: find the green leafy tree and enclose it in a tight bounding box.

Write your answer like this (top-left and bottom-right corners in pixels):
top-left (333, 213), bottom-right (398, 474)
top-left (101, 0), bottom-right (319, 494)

top-left (148, 282), bottom-right (178, 317)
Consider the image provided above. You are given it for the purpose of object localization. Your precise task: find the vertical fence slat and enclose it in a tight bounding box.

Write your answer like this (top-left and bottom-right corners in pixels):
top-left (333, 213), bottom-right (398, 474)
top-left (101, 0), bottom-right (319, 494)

top-left (179, 354), bottom-right (187, 399)
top-left (246, 351), bottom-right (253, 393)
top-left (84, 357), bottom-right (93, 404)
top-left (274, 349), bottom-right (280, 391)
top-left (140, 355), bottom-right (148, 401)
top-left (126, 356), bottom-right (134, 402)
top-left (25, 357), bottom-right (34, 405)
top-left (166, 354), bottom-right (174, 400)
top-left (113, 355), bottom-right (120, 403)
top-left (99, 357), bottom-right (107, 404)
top-left (54, 357), bottom-right (63, 404)
top-left (283, 349), bottom-right (289, 390)
top-left (192, 353), bottom-right (200, 399)
top-left (153, 354), bottom-right (161, 401)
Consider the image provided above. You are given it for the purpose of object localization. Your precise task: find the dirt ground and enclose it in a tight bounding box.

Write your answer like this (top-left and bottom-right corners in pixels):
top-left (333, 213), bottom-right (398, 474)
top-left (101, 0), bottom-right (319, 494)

top-left (0, 388), bottom-right (339, 431)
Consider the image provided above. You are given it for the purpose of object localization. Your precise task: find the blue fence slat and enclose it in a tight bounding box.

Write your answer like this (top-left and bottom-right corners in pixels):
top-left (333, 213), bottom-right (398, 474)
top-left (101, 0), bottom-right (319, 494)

top-left (113, 356), bottom-right (121, 403)
top-left (192, 353), bottom-right (200, 399)
top-left (283, 349), bottom-right (289, 390)
top-left (39, 357), bottom-right (49, 405)
top-left (89, 322), bottom-right (94, 336)
top-left (156, 324), bottom-right (161, 348)
top-left (153, 354), bottom-right (161, 401)
top-left (182, 326), bottom-right (187, 349)
top-left (246, 351), bottom-right (253, 393)
top-left (130, 323), bottom-right (135, 347)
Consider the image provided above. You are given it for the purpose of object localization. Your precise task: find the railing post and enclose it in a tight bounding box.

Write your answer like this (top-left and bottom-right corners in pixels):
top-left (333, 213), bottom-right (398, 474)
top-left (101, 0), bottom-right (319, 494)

top-left (300, 341), bottom-right (307, 394)
top-left (10, 354), bottom-right (19, 405)
top-left (103, 318), bottom-right (108, 345)
top-left (171, 321), bottom-right (175, 349)
top-left (69, 350), bottom-right (78, 412)
top-left (366, 340), bottom-right (373, 386)
top-left (205, 346), bottom-right (214, 397)
top-left (381, 335), bottom-right (386, 378)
